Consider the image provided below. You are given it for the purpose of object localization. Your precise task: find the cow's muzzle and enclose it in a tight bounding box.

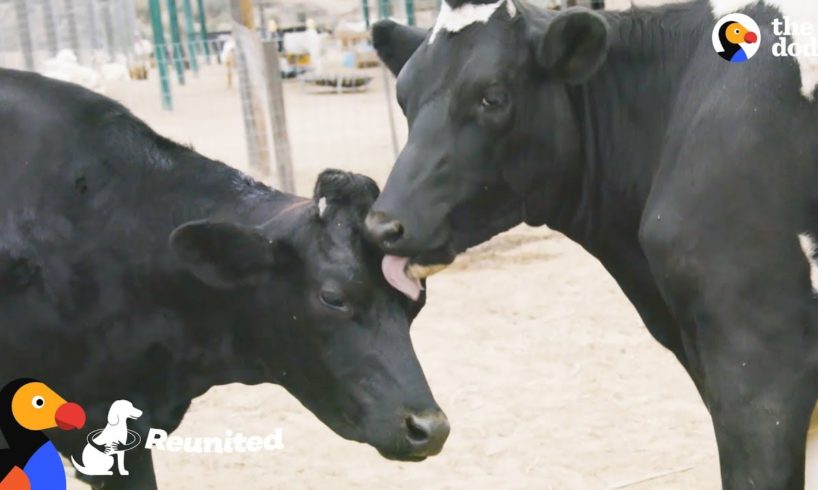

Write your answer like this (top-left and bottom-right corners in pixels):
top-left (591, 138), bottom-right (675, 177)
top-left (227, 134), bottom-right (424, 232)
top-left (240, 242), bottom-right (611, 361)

top-left (365, 211), bottom-right (454, 266)
top-left (378, 409), bottom-right (450, 461)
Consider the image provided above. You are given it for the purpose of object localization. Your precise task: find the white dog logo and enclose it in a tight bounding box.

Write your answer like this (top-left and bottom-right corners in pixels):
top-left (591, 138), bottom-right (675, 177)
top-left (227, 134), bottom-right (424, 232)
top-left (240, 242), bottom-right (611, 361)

top-left (71, 400), bottom-right (143, 476)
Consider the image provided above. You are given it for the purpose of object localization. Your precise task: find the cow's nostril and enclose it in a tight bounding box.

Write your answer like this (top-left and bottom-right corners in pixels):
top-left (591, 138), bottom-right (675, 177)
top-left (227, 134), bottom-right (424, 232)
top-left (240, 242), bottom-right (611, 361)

top-left (403, 411), bottom-right (450, 457)
top-left (365, 212), bottom-right (405, 246)
top-left (381, 221), bottom-right (404, 243)
top-left (405, 414), bottom-right (431, 444)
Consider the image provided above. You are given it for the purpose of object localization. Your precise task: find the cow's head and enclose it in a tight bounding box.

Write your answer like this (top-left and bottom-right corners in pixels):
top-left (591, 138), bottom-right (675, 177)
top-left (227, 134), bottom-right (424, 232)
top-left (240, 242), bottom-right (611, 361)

top-left (168, 170), bottom-right (448, 461)
top-left (366, 1), bottom-right (609, 276)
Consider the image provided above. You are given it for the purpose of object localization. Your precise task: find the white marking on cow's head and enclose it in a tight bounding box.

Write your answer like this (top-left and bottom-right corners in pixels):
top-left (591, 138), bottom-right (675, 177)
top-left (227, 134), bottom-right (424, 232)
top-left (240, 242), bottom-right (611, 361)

top-left (799, 233), bottom-right (818, 294)
top-left (429, 0), bottom-right (517, 44)
top-left (318, 196), bottom-right (328, 217)
top-left (506, 0), bottom-right (517, 18)
top-left (710, 0), bottom-right (818, 99)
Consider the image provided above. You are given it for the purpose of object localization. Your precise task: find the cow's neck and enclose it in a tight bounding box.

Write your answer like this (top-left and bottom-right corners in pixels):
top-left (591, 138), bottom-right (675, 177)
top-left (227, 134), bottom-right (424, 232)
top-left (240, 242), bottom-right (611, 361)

top-left (163, 149), bottom-right (300, 226)
top-left (550, 2), bottom-right (711, 255)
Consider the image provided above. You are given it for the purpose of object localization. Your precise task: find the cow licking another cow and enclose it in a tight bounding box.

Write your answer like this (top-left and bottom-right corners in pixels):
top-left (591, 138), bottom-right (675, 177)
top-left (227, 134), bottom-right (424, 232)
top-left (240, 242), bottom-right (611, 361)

top-left (0, 68), bottom-right (448, 489)
top-left (6, 0), bottom-right (818, 488)
top-left (367, 0), bottom-right (818, 488)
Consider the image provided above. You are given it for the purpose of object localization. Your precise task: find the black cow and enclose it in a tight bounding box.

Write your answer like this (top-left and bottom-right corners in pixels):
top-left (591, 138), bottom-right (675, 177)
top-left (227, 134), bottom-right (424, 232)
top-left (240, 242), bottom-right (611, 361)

top-left (367, 0), bottom-right (818, 488)
top-left (0, 68), bottom-right (449, 489)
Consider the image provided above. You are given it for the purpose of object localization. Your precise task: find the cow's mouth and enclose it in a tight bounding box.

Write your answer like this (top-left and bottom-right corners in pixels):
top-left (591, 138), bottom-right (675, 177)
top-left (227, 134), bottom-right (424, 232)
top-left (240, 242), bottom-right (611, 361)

top-left (381, 187), bottom-right (523, 301)
top-left (382, 254), bottom-right (453, 301)
top-left (377, 448), bottom-right (428, 462)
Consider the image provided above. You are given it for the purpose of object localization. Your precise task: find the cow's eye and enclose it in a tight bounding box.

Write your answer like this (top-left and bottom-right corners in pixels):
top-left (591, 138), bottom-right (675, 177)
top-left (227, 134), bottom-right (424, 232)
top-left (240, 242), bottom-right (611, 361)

top-left (32, 396), bottom-right (45, 409)
top-left (319, 289), bottom-right (349, 312)
top-left (481, 87), bottom-right (509, 109)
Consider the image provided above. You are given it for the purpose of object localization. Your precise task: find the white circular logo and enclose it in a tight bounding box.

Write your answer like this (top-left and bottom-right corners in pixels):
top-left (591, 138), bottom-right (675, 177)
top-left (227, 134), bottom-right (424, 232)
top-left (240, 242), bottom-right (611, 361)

top-left (712, 13), bottom-right (761, 63)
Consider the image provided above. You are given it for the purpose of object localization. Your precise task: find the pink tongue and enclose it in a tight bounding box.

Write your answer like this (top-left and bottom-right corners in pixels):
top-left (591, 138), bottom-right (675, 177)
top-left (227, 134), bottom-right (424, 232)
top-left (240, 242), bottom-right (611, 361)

top-left (382, 255), bottom-right (422, 301)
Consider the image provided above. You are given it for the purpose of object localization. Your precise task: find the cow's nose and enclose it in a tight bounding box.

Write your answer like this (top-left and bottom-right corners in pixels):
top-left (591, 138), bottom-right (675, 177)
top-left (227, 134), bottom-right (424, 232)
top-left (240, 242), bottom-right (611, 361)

top-left (404, 410), bottom-right (450, 457)
top-left (365, 211), bottom-right (405, 247)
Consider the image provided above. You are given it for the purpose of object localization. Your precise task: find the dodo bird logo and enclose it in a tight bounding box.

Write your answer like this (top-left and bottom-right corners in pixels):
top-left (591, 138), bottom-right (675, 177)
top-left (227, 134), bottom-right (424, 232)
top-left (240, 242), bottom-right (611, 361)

top-left (0, 379), bottom-right (86, 490)
top-left (713, 13), bottom-right (761, 63)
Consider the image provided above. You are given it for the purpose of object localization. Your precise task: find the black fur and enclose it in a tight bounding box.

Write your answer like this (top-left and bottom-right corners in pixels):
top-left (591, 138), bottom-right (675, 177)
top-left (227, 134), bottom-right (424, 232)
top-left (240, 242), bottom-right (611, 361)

top-left (369, 1), bottom-right (818, 487)
top-left (0, 68), bottom-right (444, 489)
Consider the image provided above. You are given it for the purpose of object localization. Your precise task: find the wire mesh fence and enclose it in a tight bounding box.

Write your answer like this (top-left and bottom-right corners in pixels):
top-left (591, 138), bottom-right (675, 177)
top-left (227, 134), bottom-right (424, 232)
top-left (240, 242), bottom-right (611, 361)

top-left (0, 0), bottom-right (609, 192)
top-left (0, 0), bottom-right (139, 72)
top-left (223, 0), bottom-right (413, 189)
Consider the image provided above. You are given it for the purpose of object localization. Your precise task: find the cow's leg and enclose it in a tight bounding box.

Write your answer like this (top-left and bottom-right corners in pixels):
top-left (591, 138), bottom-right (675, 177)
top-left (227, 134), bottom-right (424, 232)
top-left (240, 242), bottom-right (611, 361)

top-left (640, 195), bottom-right (818, 489)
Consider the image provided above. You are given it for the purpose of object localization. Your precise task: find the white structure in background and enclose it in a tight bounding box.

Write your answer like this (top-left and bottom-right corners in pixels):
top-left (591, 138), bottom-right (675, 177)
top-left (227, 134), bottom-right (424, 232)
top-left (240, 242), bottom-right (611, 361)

top-left (133, 37), bottom-right (153, 66)
top-left (306, 19), bottom-right (325, 73)
top-left (283, 19), bottom-right (327, 73)
top-left (41, 50), bottom-right (105, 93)
top-left (40, 48), bottom-right (130, 93)
top-left (220, 35), bottom-right (236, 62)
top-left (100, 55), bottom-right (130, 82)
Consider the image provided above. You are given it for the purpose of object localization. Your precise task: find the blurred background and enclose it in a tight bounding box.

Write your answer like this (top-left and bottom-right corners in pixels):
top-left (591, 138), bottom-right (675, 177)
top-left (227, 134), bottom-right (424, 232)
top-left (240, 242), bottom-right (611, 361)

top-left (0, 0), bottom-right (720, 488)
top-left (0, 0), bottom-right (623, 190)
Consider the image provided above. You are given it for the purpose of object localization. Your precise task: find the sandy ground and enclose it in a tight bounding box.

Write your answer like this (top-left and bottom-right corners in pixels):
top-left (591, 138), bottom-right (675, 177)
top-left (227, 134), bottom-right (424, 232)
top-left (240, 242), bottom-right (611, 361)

top-left (64, 64), bottom-right (720, 489)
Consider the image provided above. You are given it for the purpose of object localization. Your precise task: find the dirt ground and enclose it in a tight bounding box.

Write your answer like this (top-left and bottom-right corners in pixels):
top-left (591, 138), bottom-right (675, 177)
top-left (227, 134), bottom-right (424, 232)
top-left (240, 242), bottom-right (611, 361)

top-left (68, 64), bottom-right (720, 489)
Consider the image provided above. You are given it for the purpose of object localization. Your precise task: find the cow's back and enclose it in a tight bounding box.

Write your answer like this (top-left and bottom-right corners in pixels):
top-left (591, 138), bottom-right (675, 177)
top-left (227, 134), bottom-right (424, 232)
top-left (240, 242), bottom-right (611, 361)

top-left (0, 69), bottom-right (273, 385)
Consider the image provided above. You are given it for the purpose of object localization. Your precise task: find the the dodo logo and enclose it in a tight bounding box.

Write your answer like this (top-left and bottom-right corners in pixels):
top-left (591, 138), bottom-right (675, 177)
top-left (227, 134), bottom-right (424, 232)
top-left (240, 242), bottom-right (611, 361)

top-left (0, 378), bottom-right (86, 490)
top-left (713, 13), bottom-right (761, 63)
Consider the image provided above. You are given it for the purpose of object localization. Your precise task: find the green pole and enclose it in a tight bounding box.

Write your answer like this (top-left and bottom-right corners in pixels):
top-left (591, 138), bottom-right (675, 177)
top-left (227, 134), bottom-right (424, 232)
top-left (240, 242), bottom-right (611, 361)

top-left (148, 0), bottom-right (172, 110)
top-left (182, 0), bottom-right (199, 73)
top-left (362, 0), bottom-right (370, 29)
top-left (405, 0), bottom-right (415, 26)
top-left (196, 0), bottom-right (211, 63)
top-left (166, 0), bottom-right (186, 84)
top-left (378, 0), bottom-right (389, 20)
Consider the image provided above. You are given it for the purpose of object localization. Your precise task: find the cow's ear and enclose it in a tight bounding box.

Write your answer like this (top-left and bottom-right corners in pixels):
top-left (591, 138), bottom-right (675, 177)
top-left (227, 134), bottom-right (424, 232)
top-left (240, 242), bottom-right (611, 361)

top-left (170, 220), bottom-right (292, 288)
top-left (534, 8), bottom-right (609, 83)
top-left (373, 20), bottom-right (427, 76)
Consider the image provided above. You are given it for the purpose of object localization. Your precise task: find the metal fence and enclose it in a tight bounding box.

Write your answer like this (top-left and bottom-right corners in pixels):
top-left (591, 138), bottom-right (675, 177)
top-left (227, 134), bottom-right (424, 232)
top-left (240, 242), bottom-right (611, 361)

top-left (0, 0), bottom-right (609, 194)
top-left (223, 0), bottom-right (414, 191)
top-left (0, 0), bottom-right (138, 72)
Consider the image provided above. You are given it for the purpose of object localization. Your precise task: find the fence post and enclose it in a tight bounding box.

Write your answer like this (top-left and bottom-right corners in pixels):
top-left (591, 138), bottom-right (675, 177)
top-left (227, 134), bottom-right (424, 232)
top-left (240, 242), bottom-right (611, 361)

top-left (231, 0), bottom-right (273, 178)
top-left (405, 0), bottom-right (415, 26)
top-left (101, 0), bottom-right (116, 60)
top-left (42, 0), bottom-right (59, 57)
top-left (378, 0), bottom-right (390, 20)
top-left (149, 0), bottom-right (173, 110)
top-left (14, 0), bottom-right (34, 71)
top-left (64, 0), bottom-right (81, 61)
top-left (112, 0), bottom-right (130, 58)
top-left (196, 0), bottom-right (210, 63)
top-left (125, 0), bottom-right (138, 48)
top-left (166, 0), bottom-right (186, 84)
top-left (362, 0), bottom-right (370, 29)
top-left (182, 0), bottom-right (199, 73)
top-left (262, 40), bottom-right (294, 193)
top-left (381, 66), bottom-right (400, 159)
top-left (257, 3), bottom-right (268, 38)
